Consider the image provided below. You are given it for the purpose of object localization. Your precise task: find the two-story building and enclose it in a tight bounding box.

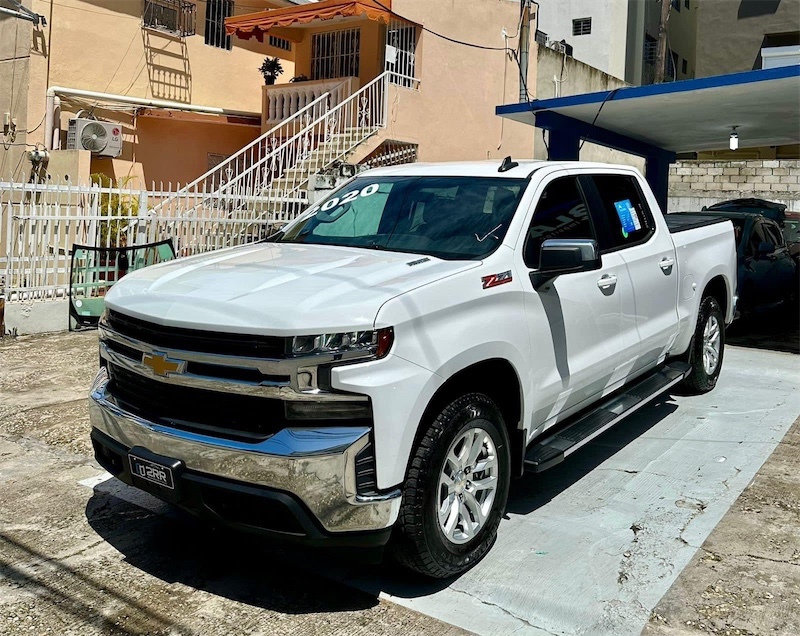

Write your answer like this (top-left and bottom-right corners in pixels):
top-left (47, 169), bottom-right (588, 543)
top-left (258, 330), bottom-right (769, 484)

top-left (3, 0), bottom-right (536, 197)
top-left (1, 0), bottom-right (305, 186)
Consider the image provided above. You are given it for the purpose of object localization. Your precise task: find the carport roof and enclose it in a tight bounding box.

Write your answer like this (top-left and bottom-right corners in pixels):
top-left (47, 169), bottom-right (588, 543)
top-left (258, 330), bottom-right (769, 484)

top-left (496, 65), bottom-right (800, 154)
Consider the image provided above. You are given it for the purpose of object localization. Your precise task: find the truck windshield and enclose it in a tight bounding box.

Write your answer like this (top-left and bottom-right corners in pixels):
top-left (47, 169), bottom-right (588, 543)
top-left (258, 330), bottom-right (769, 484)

top-left (277, 176), bottom-right (526, 260)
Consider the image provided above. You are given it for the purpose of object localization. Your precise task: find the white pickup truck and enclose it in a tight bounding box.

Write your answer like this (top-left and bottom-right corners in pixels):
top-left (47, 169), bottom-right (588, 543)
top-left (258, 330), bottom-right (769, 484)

top-left (89, 160), bottom-right (737, 578)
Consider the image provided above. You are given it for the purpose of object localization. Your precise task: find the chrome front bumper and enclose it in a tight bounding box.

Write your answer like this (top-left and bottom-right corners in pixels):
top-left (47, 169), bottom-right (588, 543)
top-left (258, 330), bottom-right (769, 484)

top-left (88, 368), bottom-right (401, 535)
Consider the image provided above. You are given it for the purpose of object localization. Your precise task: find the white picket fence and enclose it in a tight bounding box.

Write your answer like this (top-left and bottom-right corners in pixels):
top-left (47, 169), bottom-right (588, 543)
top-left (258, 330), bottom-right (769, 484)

top-left (0, 179), bottom-right (281, 301)
top-left (0, 70), bottom-right (416, 303)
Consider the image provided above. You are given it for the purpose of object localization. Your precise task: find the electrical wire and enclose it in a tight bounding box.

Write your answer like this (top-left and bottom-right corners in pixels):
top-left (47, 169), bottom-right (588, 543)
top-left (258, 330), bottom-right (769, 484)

top-left (578, 88), bottom-right (619, 151)
top-left (498, 8), bottom-right (528, 148)
top-left (103, 29), bottom-right (140, 95)
top-left (24, 112), bottom-right (47, 134)
top-left (665, 31), bottom-right (678, 82)
top-left (371, 0), bottom-right (517, 53)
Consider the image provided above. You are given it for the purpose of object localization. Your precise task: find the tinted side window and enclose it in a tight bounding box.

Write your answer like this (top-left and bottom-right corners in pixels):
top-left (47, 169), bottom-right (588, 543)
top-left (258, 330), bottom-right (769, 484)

top-left (524, 177), bottom-right (594, 268)
top-left (591, 175), bottom-right (654, 250)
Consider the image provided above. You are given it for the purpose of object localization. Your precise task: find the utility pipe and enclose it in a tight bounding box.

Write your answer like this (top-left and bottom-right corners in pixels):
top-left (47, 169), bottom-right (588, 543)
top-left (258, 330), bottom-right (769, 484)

top-left (518, 0), bottom-right (532, 102)
top-left (0, 6), bottom-right (37, 23)
top-left (44, 86), bottom-right (260, 150)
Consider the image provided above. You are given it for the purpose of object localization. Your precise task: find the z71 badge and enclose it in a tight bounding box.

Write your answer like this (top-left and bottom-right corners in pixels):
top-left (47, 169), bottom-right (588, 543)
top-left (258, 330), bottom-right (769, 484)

top-left (481, 270), bottom-right (513, 289)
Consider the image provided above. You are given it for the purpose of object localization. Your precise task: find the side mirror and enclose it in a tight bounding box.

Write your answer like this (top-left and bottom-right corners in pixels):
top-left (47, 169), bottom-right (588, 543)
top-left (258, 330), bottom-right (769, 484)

top-left (530, 239), bottom-right (601, 289)
top-left (756, 241), bottom-right (775, 257)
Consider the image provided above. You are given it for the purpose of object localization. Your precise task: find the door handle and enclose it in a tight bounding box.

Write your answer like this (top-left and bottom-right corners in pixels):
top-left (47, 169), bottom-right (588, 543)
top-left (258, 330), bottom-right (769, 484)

top-left (597, 274), bottom-right (617, 290)
top-left (659, 257), bottom-right (675, 273)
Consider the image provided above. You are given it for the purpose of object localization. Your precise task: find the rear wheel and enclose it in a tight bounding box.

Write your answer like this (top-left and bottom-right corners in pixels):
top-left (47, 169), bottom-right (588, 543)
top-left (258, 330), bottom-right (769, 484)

top-left (391, 393), bottom-right (511, 578)
top-left (683, 295), bottom-right (725, 394)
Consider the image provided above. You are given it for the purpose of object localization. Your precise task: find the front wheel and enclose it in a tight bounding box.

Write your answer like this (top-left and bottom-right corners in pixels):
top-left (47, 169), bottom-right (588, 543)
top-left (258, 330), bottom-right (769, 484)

top-left (682, 295), bottom-right (725, 394)
top-left (391, 393), bottom-right (511, 579)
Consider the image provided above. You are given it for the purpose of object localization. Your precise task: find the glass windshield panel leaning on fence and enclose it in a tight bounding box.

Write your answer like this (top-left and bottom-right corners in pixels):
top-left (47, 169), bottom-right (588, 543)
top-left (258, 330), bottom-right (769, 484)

top-left (276, 176), bottom-right (526, 260)
top-left (69, 240), bottom-right (176, 330)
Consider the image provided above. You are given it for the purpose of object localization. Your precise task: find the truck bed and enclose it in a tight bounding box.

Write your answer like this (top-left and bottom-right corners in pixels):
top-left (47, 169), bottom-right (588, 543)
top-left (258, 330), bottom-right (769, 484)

top-left (665, 213), bottom-right (730, 233)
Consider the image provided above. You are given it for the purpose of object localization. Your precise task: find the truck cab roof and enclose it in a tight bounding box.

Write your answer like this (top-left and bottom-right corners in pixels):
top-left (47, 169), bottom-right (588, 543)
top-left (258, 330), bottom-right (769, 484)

top-left (361, 160), bottom-right (642, 180)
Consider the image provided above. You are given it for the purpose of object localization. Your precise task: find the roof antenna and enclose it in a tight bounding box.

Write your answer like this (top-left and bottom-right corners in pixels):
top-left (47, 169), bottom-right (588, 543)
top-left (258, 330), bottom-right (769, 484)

top-left (498, 156), bottom-right (518, 173)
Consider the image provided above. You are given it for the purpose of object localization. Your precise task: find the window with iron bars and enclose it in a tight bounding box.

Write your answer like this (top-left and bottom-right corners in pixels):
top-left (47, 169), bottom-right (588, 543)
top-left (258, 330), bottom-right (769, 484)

top-left (269, 35), bottom-right (292, 52)
top-left (142, 0), bottom-right (196, 38)
top-left (311, 29), bottom-right (360, 80)
top-left (205, 0), bottom-right (233, 50)
top-left (386, 20), bottom-right (417, 87)
top-left (643, 33), bottom-right (657, 65)
top-left (572, 17), bottom-right (591, 36)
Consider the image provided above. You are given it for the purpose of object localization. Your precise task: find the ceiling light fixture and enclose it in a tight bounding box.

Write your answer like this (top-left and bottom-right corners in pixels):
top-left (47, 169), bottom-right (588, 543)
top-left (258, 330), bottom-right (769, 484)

top-left (729, 126), bottom-right (739, 151)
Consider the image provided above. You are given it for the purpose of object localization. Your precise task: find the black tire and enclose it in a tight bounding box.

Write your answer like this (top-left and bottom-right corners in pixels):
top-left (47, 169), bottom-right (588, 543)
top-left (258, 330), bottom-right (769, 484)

top-left (391, 392), bottom-right (511, 579)
top-left (682, 295), bottom-right (725, 394)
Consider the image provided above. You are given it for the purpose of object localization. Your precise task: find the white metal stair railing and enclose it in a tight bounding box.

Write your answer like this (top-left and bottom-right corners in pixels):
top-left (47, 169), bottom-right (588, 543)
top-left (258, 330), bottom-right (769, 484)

top-left (150, 72), bottom-right (394, 255)
top-left (147, 88), bottom-right (337, 255)
top-left (224, 70), bottom-right (394, 245)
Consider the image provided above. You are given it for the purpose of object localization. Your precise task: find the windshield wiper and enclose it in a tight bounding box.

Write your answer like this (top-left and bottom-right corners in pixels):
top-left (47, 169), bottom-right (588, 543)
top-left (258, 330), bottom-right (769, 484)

top-left (361, 240), bottom-right (388, 251)
top-left (475, 224), bottom-right (503, 242)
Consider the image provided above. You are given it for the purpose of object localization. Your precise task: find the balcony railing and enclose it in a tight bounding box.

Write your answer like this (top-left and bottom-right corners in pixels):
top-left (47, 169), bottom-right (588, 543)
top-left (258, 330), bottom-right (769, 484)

top-left (262, 77), bottom-right (359, 127)
top-left (142, 0), bottom-right (196, 38)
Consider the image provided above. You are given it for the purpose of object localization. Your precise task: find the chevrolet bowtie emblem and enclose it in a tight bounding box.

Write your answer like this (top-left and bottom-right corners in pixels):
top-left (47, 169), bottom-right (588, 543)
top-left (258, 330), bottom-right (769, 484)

top-left (142, 352), bottom-right (185, 377)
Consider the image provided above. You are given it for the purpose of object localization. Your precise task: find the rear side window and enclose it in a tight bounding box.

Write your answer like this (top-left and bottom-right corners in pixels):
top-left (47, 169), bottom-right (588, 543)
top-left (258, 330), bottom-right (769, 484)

top-left (590, 175), bottom-right (654, 250)
top-left (524, 176), bottom-right (594, 268)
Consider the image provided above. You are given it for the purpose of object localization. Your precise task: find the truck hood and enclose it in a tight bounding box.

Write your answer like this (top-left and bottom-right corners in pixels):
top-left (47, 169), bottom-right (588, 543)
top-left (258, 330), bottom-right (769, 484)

top-left (105, 242), bottom-right (478, 335)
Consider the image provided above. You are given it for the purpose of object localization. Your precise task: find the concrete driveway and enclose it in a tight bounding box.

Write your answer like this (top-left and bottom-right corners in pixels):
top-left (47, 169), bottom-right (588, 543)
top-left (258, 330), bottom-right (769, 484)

top-left (0, 331), bottom-right (798, 636)
top-left (331, 345), bottom-right (799, 636)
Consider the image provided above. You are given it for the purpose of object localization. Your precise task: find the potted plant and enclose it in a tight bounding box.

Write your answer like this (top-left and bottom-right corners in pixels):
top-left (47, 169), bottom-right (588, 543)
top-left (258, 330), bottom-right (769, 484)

top-left (259, 56), bottom-right (284, 85)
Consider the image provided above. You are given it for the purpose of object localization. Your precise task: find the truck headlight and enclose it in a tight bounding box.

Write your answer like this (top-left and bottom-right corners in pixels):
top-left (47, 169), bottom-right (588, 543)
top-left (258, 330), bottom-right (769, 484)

top-left (290, 327), bottom-right (394, 359)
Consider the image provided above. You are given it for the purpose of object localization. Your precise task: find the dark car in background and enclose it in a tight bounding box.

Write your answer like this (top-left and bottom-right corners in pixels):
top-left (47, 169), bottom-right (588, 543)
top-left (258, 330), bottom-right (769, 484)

top-left (704, 198), bottom-right (799, 258)
top-left (673, 210), bottom-right (797, 313)
top-left (704, 198), bottom-right (787, 223)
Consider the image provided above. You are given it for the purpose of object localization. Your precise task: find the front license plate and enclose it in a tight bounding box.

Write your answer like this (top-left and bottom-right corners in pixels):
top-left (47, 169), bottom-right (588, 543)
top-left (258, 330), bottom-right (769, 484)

top-left (129, 454), bottom-right (175, 490)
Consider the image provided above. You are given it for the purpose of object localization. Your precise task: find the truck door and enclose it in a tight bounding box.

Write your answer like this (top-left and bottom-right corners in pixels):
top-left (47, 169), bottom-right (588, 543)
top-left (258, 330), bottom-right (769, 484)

top-left (517, 174), bottom-right (638, 433)
top-left (583, 173), bottom-right (680, 374)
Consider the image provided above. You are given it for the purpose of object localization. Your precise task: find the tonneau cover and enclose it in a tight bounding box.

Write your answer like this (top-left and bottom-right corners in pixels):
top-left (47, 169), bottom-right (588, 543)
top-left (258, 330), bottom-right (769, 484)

top-left (665, 213), bottom-right (731, 233)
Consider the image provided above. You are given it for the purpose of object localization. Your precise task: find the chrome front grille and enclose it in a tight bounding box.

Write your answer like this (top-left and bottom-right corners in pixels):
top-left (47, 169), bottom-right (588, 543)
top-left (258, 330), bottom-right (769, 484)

top-left (106, 361), bottom-right (288, 441)
top-left (97, 310), bottom-right (372, 441)
top-left (106, 310), bottom-right (288, 359)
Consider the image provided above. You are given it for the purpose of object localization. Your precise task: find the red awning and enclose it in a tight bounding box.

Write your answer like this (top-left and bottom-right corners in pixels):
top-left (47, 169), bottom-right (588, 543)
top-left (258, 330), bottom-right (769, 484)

top-left (226, 0), bottom-right (393, 41)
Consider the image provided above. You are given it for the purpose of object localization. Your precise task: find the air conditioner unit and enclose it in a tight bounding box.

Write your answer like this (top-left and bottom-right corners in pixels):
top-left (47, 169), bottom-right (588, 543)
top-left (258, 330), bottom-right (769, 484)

top-left (66, 118), bottom-right (123, 157)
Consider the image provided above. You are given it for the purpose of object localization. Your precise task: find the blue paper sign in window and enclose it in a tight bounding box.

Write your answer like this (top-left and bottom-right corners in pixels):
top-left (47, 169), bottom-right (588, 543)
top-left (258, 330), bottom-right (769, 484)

top-left (613, 198), bottom-right (641, 238)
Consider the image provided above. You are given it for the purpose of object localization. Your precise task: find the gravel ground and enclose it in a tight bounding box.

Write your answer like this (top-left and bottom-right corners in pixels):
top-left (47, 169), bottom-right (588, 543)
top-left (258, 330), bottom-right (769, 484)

top-left (643, 417), bottom-right (800, 636)
top-left (1, 325), bottom-right (798, 636)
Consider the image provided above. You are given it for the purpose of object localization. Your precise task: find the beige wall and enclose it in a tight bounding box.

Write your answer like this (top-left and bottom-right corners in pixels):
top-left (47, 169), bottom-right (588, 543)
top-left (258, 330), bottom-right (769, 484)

top-left (0, 2), bottom-right (33, 179)
top-left (91, 115), bottom-right (262, 187)
top-left (380, 0), bottom-right (535, 162)
top-left (534, 45), bottom-right (644, 169)
top-left (695, 0), bottom-right (800, 77)
top-left (22, 0), bottom-right (293, 182)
